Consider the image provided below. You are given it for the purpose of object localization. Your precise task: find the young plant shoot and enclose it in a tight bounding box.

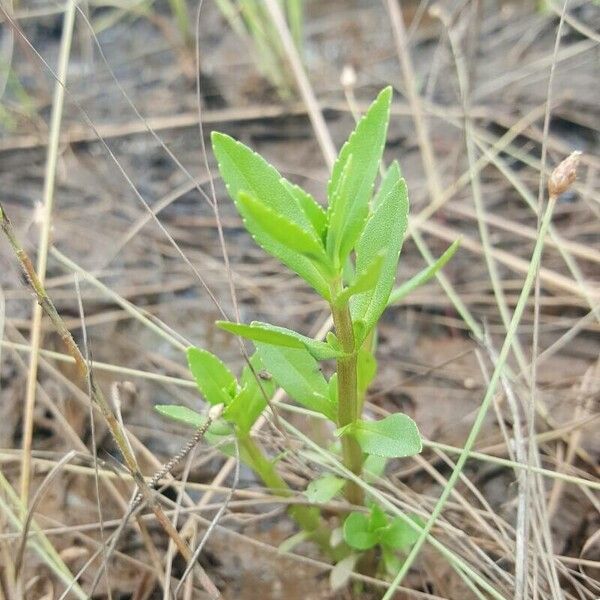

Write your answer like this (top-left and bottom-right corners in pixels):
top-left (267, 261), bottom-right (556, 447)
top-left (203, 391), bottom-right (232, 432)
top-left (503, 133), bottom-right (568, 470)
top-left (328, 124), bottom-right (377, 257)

top-left (157, 87), bottom-right (458, 575)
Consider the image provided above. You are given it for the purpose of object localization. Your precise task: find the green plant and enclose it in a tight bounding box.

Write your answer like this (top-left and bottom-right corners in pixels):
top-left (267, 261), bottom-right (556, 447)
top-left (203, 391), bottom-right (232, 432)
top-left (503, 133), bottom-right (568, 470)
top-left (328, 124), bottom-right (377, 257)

top-left (215, 0), bottom-right (304, 99)
top-left (343, 505), bottom-right (422, 577)
top-left (157, 86), bottom-right (459, 577)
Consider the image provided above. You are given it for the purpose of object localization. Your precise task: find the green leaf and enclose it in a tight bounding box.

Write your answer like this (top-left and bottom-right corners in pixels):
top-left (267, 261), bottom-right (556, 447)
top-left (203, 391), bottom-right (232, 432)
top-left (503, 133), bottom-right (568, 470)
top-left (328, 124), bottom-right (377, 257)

top-left (236, 192), bottom-right (334, 287)
top-left (305, 475), bottom-right (346, 503)
top-left (352, 320), bottom-right (366, 346)
top-left (187, 347), bottom-right (237, 406)
top-left (326, 154), bottom-right (355, 264)
top-left (206, 420), bottom-right (231, 437)
top-left (369, 504), bottom-right (388, 531)
top-left (343, 512), bottom-right (378, 550)
top-left (255, 343), bottom-right (336, 420)
top-left (350, 177), bottom-right (409, 342)
top-left (327, 87), bottom-right (393, 264)
top-left (330, 554), bottom-right (358, 590)
top-left (342, 254), bottom-right (355, 284)
top-left (373, 160), bottom-right (401, 211)
top-left (328, 373), bottom-right (338, 406)
top-left (237, 191), bottom-right (329, 262)
top-left (387, 240), bottom-right (460, 306)
top-left (363, 454), bottom-right (387, 479)
top-left (380, 516), bottom-right (421, 551)
top-left (223, 384), bottom-right (267, 433)
top-left (217, 320), bottom-right (304, 349)
top-left (357, 347), bottom-right (377, 396)
top-left (382, 547), bottom-right (402, 577)
top-left (156, 406), bottom-right (235, 453)
top-left (326, 332), bottom-right (342, 353)
top-left (339, 413), bottom-right (422, 458)
top-left (216, 320), bottom-right (345, 360)
top-left (211, 131), bottom-right (313, 232)
top-left (223, 354), bottom-right (275, 433)
top-left (281, 179), bottom-right (327, 238)
top-left (233, 193), bottom-right (331, 299)
top-left (333, 253), bottom-right (385, 306)
top-left (155, 404), bottom-right (205, 428)
top-left (199, 419), bottom-right (236, 456)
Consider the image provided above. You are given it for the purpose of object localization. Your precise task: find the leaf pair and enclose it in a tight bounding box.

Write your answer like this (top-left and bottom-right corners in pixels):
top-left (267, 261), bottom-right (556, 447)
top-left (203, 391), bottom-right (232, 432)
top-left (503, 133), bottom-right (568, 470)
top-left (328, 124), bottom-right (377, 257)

top-left (343, 506), bottom-right (422, 577)
top-left (304, 474), bottom-right (346, 504)
top-left (211, 132), bottom-right (332, 299)
top-left (326, 87), bottom-right (393, 268)
top-left (156, 347), bottom-right (275, 435)
top-left (215, 319), bottom-right (340, 420)
top-left (254, 343), bottom-right (337, 421)
top-left (343, 505), bottom-right (420, 552)
top-left (212, 87), bottom-right (397, 306)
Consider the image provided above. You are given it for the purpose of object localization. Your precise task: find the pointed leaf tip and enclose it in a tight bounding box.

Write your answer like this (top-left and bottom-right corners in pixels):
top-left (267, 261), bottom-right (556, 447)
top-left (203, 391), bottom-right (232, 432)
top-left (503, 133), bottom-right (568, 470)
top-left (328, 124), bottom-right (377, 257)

top-left (187, 346), bottom-right (237, 407)
top-left (326, 87), bottom-right (394, 266)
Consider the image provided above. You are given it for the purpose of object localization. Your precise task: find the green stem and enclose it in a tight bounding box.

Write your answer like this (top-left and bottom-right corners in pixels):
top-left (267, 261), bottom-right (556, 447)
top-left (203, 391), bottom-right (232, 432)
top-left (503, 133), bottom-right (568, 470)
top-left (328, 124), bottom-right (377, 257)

top-left (238, 432), bottom-right (327, 540)
top-left (331, 297), bottom-right (364, 506)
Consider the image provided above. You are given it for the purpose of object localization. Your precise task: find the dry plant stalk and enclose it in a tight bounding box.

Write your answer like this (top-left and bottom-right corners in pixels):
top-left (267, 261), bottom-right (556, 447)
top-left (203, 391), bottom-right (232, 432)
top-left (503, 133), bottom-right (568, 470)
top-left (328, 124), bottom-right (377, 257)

top-left (0, 204), bottom-right (221, 599)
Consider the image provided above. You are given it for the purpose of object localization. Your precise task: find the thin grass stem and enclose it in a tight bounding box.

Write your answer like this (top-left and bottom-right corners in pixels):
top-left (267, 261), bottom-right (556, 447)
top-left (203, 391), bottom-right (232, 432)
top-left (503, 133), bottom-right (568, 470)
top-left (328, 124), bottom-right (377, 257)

top-left (20, 0), bottom-right (75, 507)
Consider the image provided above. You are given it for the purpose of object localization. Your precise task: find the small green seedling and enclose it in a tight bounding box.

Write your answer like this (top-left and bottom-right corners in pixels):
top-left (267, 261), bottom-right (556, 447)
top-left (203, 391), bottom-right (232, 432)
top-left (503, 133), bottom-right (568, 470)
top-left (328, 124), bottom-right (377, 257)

top-left (343, 506), bottom-right (422, 577)
top-left (157, 86), bottom-right (459, 579)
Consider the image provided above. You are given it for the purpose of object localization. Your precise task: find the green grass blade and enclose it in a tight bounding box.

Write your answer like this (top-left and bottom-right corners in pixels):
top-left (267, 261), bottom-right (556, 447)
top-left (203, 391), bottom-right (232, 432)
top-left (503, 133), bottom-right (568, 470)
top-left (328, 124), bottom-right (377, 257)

top-left (381, 192), bottom-right (561, 598)
top-left (387, 239), bottom-right (460, 306)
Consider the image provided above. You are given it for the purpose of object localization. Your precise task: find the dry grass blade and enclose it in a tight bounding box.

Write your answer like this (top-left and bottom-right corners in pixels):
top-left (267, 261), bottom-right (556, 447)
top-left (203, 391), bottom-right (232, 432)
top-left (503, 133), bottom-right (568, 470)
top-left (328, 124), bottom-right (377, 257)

top-left (546, 362), bottom-right (598, 518)
top-left (75, 276), bottom-right (112, 600)
top-left (175, 432), bottom-right (240, 596)
top-left (86, 407), bottom-right (220, 598)
top-left (0, 205), bottom-right (221, 599)
top-left (0, 471), bottom-right (86, 599)
top-left (14, 450), bottom-right (78, 579)
top-left (19, 0), bottom-right (75, 508)
top-left (264, 0), bottom-right (336, 168)
top-left (527, 4), bottom-right (572, 597)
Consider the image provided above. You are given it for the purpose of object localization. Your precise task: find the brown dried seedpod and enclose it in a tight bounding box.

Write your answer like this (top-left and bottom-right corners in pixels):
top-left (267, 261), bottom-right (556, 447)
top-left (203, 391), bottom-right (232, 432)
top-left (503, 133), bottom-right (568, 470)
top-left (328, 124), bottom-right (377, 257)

top-left (548, 151), bottom-right (582, 197)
